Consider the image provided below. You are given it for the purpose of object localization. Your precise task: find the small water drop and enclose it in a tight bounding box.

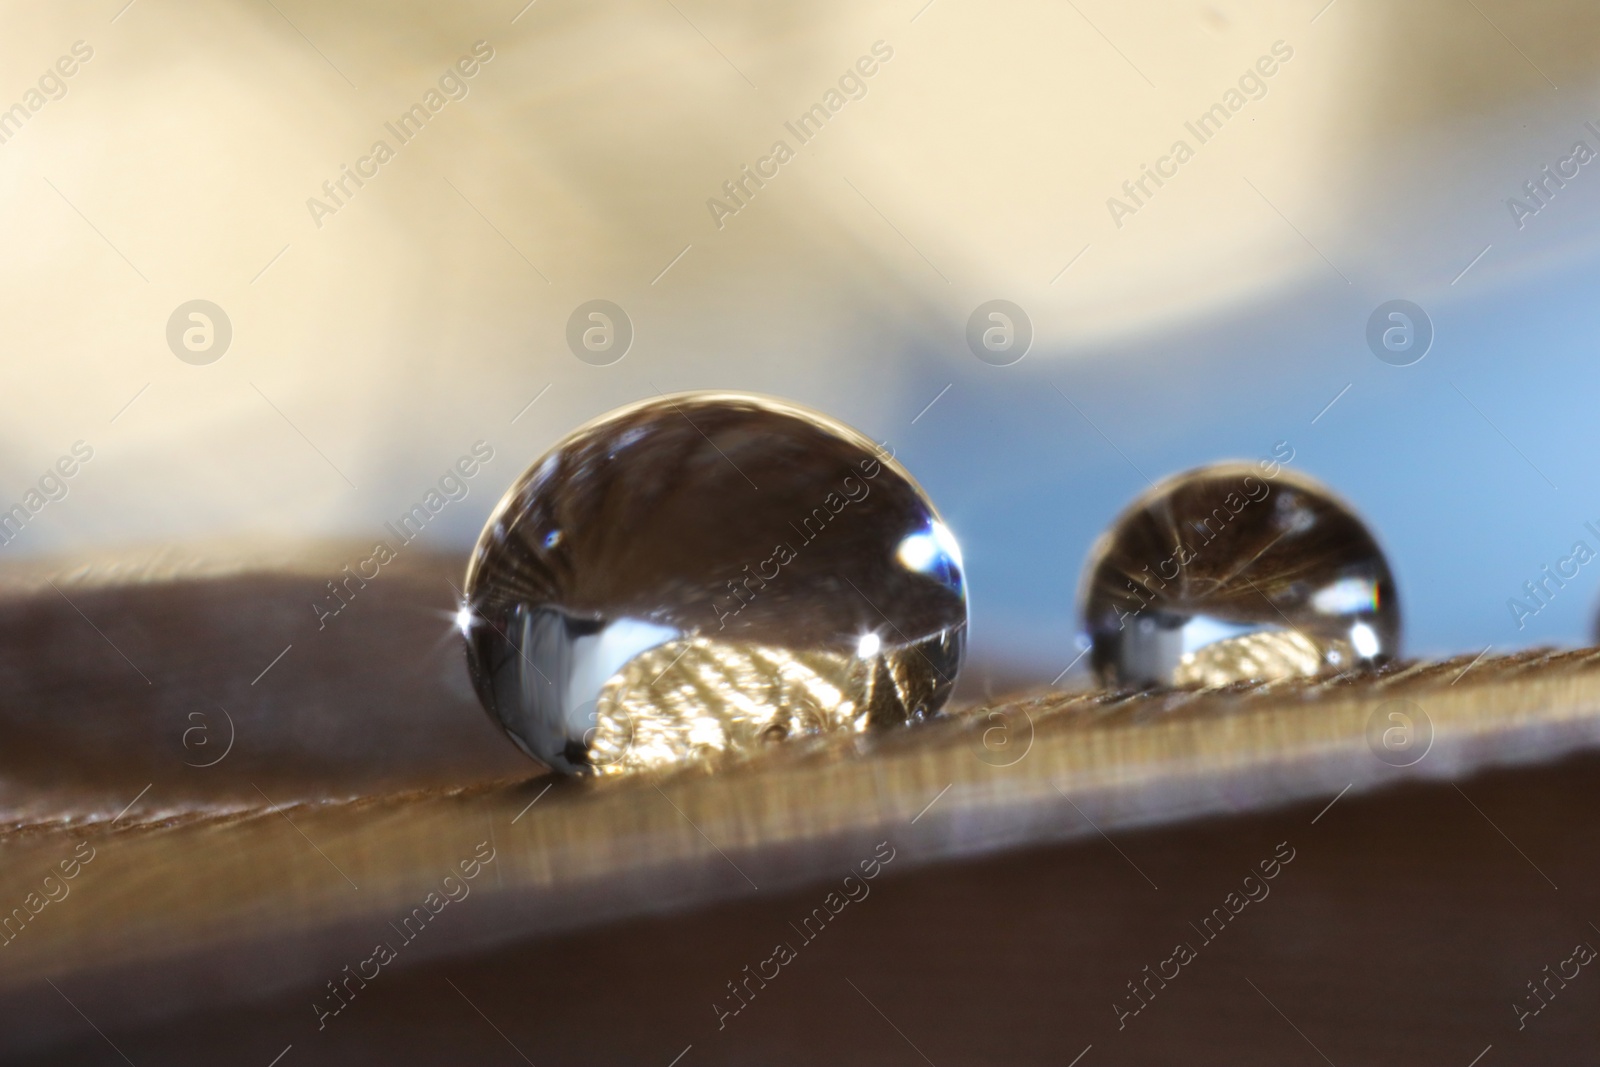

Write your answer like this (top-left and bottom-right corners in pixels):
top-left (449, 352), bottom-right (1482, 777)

top-left (1081, 463), bottom-right (1400, 689)
top-left (463, 392), bottom-right (968, 775)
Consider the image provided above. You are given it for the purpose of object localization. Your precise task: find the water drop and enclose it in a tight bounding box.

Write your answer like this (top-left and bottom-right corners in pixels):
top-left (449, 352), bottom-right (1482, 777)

top-left (1080, 463), bottom-right (1399, 688)
top-left (463, 392), bottom-right (968, 776)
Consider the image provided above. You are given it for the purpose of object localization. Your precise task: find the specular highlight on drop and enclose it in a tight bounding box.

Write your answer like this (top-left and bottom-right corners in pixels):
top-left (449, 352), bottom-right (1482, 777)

top-left (1081, 461), bottom-right (1400, 689)
top-left (461, 392), bottom-right (968, 776)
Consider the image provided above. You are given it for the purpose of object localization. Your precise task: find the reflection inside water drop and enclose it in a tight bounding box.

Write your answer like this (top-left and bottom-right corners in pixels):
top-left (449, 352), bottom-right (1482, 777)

top-left (1081, 462), bottom-right (1400, 689)
top-left (462, 392), bottom-right (968, 775)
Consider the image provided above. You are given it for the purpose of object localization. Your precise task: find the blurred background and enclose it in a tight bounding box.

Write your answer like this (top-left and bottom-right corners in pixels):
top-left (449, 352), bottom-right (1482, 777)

top-left (12, 4), bottom-right (1600, 1063)
top-left (5, 0), bottom-right (1600, 685)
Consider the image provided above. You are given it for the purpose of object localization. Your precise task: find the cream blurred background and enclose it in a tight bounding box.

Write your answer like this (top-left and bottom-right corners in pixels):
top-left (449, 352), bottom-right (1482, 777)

top-left (5, 0), bottom-right (1600, 683)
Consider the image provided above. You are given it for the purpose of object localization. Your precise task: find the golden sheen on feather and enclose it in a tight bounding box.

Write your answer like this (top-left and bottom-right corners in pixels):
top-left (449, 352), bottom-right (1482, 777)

top-left (1081, 461), bottom-right (1400, 689)
top-left (461, 392), bottom-right (968, 776)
